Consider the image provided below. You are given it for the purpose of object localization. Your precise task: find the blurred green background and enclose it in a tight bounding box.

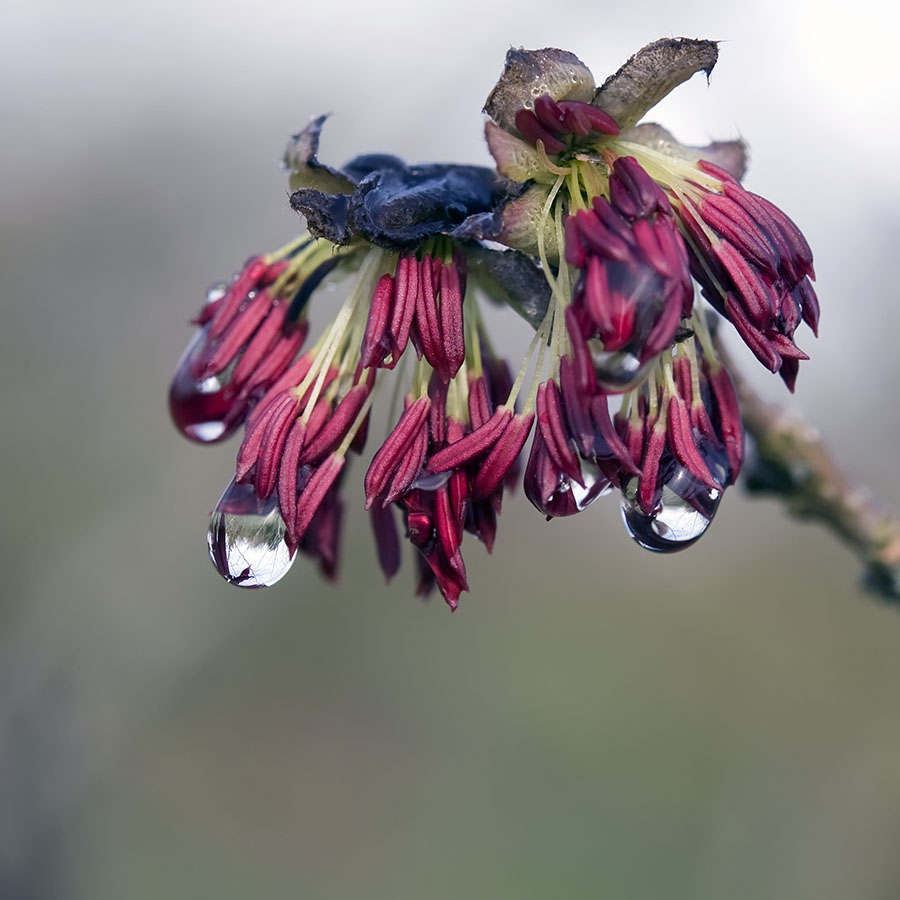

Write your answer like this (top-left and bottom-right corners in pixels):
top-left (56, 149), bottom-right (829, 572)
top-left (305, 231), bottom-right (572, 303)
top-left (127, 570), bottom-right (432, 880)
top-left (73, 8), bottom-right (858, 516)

top-left (3, 1), bottom-right (900, 897)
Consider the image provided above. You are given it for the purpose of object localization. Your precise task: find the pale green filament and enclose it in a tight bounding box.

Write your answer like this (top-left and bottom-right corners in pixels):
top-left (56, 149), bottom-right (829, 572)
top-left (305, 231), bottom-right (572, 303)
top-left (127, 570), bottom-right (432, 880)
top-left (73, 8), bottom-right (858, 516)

top-left (337, 386), bottom-right (378, 458)
top-left (506, 307), bottom-right (553, 410)
top-left (536, 173), bottom-right (568, 301)
top-left (383, 350), bottom-right (410, 440)
top-left (647, 368), bottom-right (660, 419)
top-left (535, 141), bottom-right (573, 177)
top-left (689, 303), bottom-right (723, 374)
top-left (294, 247), bottom-right (384, 421)
top-left (266, 233), bottom-right (314, 264)
top-left (611, 141), bottom-right (723, 191)
top-left (269, 237), bottom-right (345, 299)
top-left (681, 335), bottom-right (703, 403)
top-left (464, 287), bottom-right (483, 379)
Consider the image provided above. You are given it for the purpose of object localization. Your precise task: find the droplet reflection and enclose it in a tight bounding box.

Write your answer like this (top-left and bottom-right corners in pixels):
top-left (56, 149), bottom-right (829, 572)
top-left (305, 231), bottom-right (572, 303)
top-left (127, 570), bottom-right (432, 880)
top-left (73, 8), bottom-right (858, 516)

top-left (207, 478), bottom-right (296, 587)
top-left (620, 465), bottom-right (720, 553)
top-left (571, 462), bottom-right (612, 511)
top-left (169, 327), bottom-right (241, 444)
top-left (589, 343), bottom-right (655, 392)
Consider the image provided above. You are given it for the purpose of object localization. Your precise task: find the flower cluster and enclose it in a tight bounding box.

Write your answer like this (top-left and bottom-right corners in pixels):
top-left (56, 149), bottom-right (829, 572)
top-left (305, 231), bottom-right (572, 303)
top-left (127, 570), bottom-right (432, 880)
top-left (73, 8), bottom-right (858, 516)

top-left (169, 38), bottom-right (818, 609)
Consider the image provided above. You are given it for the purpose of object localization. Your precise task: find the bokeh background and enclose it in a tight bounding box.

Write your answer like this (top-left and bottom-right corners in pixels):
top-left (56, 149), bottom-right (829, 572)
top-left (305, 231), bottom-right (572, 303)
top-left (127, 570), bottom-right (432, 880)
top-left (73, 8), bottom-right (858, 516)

top-left (3, 1), bottom-right (900, 897)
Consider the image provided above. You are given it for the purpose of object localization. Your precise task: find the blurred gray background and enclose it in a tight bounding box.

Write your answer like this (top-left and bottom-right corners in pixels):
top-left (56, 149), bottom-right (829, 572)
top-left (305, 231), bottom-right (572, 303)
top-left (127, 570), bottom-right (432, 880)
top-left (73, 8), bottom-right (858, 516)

top-left (3, 1), bottom-right (900, 897)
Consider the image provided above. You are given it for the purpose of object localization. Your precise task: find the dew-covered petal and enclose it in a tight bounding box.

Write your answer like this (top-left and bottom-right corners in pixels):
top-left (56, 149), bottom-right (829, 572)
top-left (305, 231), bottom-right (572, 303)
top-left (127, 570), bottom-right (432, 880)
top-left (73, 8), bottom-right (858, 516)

top-left (483, 47), bottom-right (595, 133)
top-left (594, 38), bottom-right (719, 132)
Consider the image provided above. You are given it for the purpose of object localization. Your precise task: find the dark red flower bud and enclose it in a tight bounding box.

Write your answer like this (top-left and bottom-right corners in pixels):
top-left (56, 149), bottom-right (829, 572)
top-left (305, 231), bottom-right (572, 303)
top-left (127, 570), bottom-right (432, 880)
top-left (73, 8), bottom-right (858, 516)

top-left (572, 205), bottom-right (633, 263)
top-left (401, 490), bottom-right (468, 610)
top-left (231, 304), bottom-right (301, 389)
top-left (559, 356), bottom-right (595, 458)
top-left (439, 260), bottom-right (466, 379)
top-left (361, 273), bottom-right (396, 368)
top-left (533, 94), bottom-right (567, 131)
top-left (564, 214), bottom-right (588, 268)
top-left (472, 412), bottom-right (534, 499)
top-left (614, 411), bottom-right (645, 474)
top-left (369, 502), bottom-right (401, 582)
top-left (723, 294), bottom-right (781, 372)
top-left (514, 94), bottom-right (619, 151)
top-left (301, 396), bottom-right (333, 452)
top-left (208, 256), bottom-right (268, 339)
top-left (199, 289), bottom-right (273, 379)
top-left (388, 255), bottom-right (419, 362)
top-left (294, 454), bottom-right (345, 544)
top-left (704, 365), bottom-right (744, 484)
top-left (435, 486), bottom-right (462, 562)
top-left (589, 395), bottom-right (641, 477)
top-left (564, 306), bottom-right (596, 395)
top-left (666, 394), bottom-right (721, 491)
top-left (794, 277), bottom-right (820, 337)
top-left (485, 356), bottom-right (514, 410)
top-left (536, 380), bottom-right (583, 485)
top-left (638, 417), bottom-right (667, 515)
top-left (514, 108), bottom-right (567, 154)
top-left (468, 375), bottom-right (493, 429)
top-left (278, 416), bottom-right (309, 537)
top-left (465, 498), bottom-right (498, 553)
top-left (365, 396), bottom-right (431, 507)
top-left (684, 164), bottom-right (818, 385)
top-left (609, 156), bottom-right (671, 219)
top-left (427, 408), bottom-right (512, 474)
top-left (255, 392), bottom-right (303, 499)
top-left (525, 428), bottom-right (579, 519)
top-left (236, 391), bottom-right (296, 483)
top-left (414, 255), bottom-right (450, 379)
top-left (566, 162), bottom-right (692, 367)
top-left (297, 486), bottom-right (344, 581)
top-left (299, 382), bottom-right (372, 466)
top-left (384, 425), bottom-right (429, 504)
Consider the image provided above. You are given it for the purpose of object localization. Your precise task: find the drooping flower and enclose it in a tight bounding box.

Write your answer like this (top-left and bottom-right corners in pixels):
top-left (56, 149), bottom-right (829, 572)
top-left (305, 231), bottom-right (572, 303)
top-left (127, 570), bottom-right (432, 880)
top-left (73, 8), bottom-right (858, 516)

top-left (168, 37), bottom-right (819, 608)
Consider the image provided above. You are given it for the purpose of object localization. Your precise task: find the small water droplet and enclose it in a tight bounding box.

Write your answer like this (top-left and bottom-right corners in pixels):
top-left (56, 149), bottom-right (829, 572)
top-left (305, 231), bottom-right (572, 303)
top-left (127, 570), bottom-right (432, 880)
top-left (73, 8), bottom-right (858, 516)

top-left (207, 478), bottom-right (296, 588)
top-left (571, 462), bottom-right (612, 511)
top-left (589, 344), bottom-right (655, 392)
top-left (620, 466), bottom-right (720, 553)
top-left (197, 375), bottom-right (223, 395)
top-left (409, 469), bottom-right (452, 492)
top-left (169, 328), bottom-right (241, 443)
top-left (205, 281), bottom-right (228, 305)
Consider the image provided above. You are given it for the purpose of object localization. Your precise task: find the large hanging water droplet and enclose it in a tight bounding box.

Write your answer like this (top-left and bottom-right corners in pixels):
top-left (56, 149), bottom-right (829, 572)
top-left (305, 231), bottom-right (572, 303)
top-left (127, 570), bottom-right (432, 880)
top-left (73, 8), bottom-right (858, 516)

top-left (207, 478), bottom-right (296, 587)
top-left (169, 327), bottom-right (242, 443)
top-left (620, 466), bottom-right (720, 553)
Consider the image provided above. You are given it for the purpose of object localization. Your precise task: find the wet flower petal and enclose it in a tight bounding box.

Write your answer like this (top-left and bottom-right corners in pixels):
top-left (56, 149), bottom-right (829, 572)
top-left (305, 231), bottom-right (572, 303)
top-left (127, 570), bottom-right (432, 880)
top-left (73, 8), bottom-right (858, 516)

top-left (594, 38), bottom-right (719, 131)
top-left (484, 47), bottom-right (595, 133)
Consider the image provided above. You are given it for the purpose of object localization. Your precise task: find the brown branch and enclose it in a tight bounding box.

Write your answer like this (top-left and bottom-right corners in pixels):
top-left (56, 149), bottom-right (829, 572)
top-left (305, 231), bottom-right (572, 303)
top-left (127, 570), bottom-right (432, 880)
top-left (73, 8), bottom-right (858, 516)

top-left (717, 340), bottom-right (900, 603)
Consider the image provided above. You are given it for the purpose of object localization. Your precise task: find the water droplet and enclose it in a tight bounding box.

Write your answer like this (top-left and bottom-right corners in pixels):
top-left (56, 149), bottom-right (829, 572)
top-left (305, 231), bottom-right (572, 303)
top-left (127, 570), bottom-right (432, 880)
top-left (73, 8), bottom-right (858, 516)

top-left (205, 281), bottom-right (228, 305)
top-left (589, 344), bottom-right (655, 392)
top-left (207, 478), bottom-right (296, 588)
top-left (571, 462), bottom-right (612, 511)
top-left (169, 328), bottom-right (242, 443)
top-left (620, 466), bottom-right (720, 553)
top-left (409, 469), bottom-right (452, 492)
